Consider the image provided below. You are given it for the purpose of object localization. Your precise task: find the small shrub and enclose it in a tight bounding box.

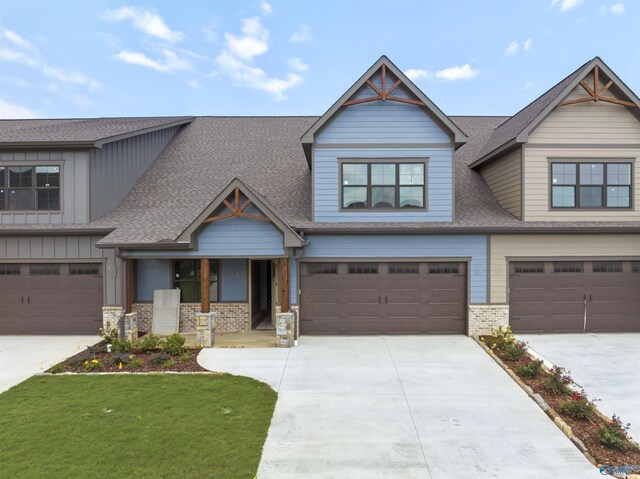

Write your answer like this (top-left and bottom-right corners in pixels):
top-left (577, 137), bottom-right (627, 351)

top-left (83, 359), bottom-right (103, 372)
top-left (162, 333), bottom-right (186, 356)
top-left (485, 325), bottom-right (516, 351)
top-left (543, 366), bottom-right (573, 395)
top-left (559, 391), bottom-right (596, 419)
top-left (163, 360), bottom-right (178, 369)
top-left (48, 363), bottom-right (67, 374)
top-left (597, 414), bottom-right (637, 451)
top-left (87, 344), bottom-right (107, 355)
top-left (151, 352), bottom-right (170, 364)
top-left (99, 321), bottom-right (119, 344)
top-left (69, 354), bottom-right (91, 368)
top-left (517, 360), bottom-right (542, 379)
top-left (135, 334), bottom-right (161, 353)
top-left (180, 352), bottom-right (191, 362)
top-left (503, 341), bottom-right (526, 361)
top-left (107, 353), bottom-right (132, 367)
top-left (111, 338), bottom-right (132, 354)
top-left (128, 358), bottom-right (144, 370)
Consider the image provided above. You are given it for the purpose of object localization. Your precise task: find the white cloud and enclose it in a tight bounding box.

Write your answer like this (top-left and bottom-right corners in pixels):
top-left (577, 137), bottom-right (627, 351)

top-left (203, 20), bottom-right (219, 43)
top-left (405, 68), bottom-right (432, 81)
top-left (610, 3), bottom-right (625, 14)
top-left (505, 40), bottom-right (519, 55)
top-left (260, 1), bottom-right (273, 16)
top-left (288, 57), bottom-right (308, 72)
top-left (42, 66), bottom-right (101, 91)
top-left (550, 0), bottom-right (584, 11)
top-left (2, 29), bottom-right (35, 49)
top-left (524, 38), bottom-right (532, 51)
top-left (435, 64), bottom-right (479, 81)
top-left (0, 98), bottom-right (41, 118)
top-left (104, 6), bottom-right (184, 42)
top-left (0, 47), bottom-right (39, 68)
top-left (224, 17), bottom-right (269, 61)
top-left (114, 49), bottom-right (190, 73)
top-left (187, 79), bottom-right (202, 89)
top-left (291, 24), bottom-right (312, 42)
top-left (524, 81), bottom-right (534, 90)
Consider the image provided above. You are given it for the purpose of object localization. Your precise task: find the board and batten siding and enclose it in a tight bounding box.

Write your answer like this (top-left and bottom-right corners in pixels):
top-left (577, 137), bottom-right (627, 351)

top-left (0, 234), bottom-right (122, 305)
top-left (313, 72), bottom-right (454, 223)
top-left (0, 151), bottom-right (89, 225)
top-left (523, 77), bottom-right (640, 221)
top-left (90, 126), bottom-right (180, 221)
top-left (302, 235), bottom-right (487, 304)
top-left (490, 234), bottom-right (640, 303)
top-left (480, 148), bottom-right (522, 219)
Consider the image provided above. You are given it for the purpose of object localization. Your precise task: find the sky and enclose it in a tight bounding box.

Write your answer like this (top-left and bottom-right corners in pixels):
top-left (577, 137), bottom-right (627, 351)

top-left (0, 0), bottom-right (638, 119)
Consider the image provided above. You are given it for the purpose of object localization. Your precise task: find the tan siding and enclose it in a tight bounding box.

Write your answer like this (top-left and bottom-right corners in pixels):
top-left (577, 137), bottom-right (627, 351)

top-left (480, 148), bottom-right (522, 218)
top-left (490, 234), bottom-right (640, 303)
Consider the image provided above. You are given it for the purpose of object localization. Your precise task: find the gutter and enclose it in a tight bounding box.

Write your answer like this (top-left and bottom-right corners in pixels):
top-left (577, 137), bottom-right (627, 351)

top-left (296, 226), bottom-right (640, 235)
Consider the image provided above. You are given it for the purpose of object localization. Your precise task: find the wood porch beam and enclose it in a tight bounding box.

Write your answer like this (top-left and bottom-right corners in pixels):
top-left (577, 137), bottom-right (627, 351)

top-left (280, 258), bottom-right (289, 313)
top-left (579, 80), bottom-right (596, 99)
top-left (557, 97), bottom-right (596, 107)
top-left (343, 96), bottom-right (383, 106)
top-left (386, 79), bottom-right (402, 97)
top-left (599, 80), bottom-right (614, 97)
top-left (125, 258), bottom-right (134, 314)
top-left (386, 96), bottom-right (426, 107)
top-left (594, 65), bottom-right (599, 101)
top-left (200, 258), bottom-right (210, 313)
top-left (202, 213), bottom-right (234, 224)
top-left (365, 80), bottom-right (382, 96)
top-left (597, 96), bottom-right (636, 107)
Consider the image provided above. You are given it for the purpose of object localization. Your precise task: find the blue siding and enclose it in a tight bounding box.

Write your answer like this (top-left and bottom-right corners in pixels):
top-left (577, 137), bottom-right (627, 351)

top-left (303, 235), bottom-right (487, 304)
top-left (221, 258), bottom-right (248, 301)
top-left (136, 259), bottom-right (171, 301)
top-left (290, 259), bottom-right (298, 305)
top-left (314, 147), bottom-right (453, 222)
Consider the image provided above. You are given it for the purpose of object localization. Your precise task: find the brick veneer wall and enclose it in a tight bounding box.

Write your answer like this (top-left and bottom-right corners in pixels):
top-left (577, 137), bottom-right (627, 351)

top-left (468, 304), bottom-right (510, 336)
top-left (102, 306), bottom-right (124, 331)
top-left (132, 302), bottom-right (250, 333)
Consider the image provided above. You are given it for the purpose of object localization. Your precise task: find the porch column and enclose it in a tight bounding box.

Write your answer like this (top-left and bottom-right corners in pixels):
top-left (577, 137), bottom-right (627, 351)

top-left (279, 258), bottom-right (289, 313)
top-left (200, 258), bottom-right (210, 313)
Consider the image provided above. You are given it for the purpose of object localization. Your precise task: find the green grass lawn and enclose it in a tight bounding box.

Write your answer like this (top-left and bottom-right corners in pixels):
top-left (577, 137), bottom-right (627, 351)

top-left (0, 374), bottom-right (277, 479)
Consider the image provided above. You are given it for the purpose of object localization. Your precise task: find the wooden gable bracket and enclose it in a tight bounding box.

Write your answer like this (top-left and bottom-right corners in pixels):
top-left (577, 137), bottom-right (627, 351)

top-left (342, 63), bottom-right (427, 108)
top-left (202, 187), bottom-right (272, 224)
top-left (558, 65), bottom-right (636, 108)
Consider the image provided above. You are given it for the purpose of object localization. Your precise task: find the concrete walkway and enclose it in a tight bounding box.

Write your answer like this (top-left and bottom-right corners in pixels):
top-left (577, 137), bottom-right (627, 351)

top-left (520, 333), bottom-right (640, 439)
top-left (0, 335), bottom-right (100, 394)
top-left (199, 336), bottom-right (600, 479)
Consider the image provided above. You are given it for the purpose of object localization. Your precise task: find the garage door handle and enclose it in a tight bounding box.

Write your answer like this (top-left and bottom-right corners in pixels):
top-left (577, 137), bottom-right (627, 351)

top-left (21, 296), bottom-right (24, 305)
top-left (27, 296), bottom-right (30, 304)
top-left (385, 296), bottom-right (388, 304)
top-left (378, 295), bottom-right (381, 304)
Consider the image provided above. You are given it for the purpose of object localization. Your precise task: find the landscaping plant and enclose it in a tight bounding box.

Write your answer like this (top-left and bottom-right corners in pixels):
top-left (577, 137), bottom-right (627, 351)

top-left (559, 391), bottom-right (596, 419)
top-left (543, 366), bottom-right (573, 395)
top-left (135, 334), bottom-right (161, 353)
top-left (128, 357), bottom-right (144, 369)
top-left (151, 352), bottom-right (170, 364)
top-left (503, 341), bottom-right (526, 361)
top-left (486, 325), bottom-right (517, 351)
top-left (162, 333), bottom-right (186, 356)
top-left (83, 359), bottom-right (102, 372)
top-left (597, 414), bottom-right (637, 451)
top-left (111, 338), bottom-right (132, 354)
top-left (516, 359), bottom-right (543, 379)
top-left (99, 321), bottom-right (118, 344)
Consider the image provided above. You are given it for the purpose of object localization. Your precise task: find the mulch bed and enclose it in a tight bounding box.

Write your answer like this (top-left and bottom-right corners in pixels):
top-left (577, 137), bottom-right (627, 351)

top-left (479, 336), bottom-right (640, 469)
top-left (48, 341), bottom-right (208, 374)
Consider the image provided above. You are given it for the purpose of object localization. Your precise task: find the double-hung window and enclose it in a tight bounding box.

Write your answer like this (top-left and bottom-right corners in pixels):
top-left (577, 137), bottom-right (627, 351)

top-left (551, 162), bottom-right (631, 209)
top-left (0, 165), bottom-right (61, 211)
top-left (341, 162), bottom-right (425, 209)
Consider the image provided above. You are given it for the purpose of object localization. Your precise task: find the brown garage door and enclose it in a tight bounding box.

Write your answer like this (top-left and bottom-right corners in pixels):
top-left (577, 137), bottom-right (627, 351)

top-left (300, 261), bottom-right (467, 335)
top-left (0, 263), bottom-right (103, 335)
top-left (509, 260), bottom-right (640, 333)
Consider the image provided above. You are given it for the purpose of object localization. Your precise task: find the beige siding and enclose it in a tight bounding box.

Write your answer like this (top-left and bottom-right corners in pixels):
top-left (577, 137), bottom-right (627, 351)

top-left (490, 234), bottom-right (640, 303)
top-left (480, 148), bottom-right (522, 218)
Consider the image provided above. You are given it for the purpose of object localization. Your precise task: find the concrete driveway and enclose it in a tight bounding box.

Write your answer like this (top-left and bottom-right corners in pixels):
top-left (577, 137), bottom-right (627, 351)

top-left (199, 336), bottom-right (600, 479)
top-left (520, 333), bottom-right (640, 440)
top-left (0, 335), bottom-right (100, 394)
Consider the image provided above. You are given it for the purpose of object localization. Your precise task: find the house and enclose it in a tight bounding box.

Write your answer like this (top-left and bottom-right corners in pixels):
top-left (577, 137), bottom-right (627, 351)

top-left (0, 55), bottom-right (638, 337)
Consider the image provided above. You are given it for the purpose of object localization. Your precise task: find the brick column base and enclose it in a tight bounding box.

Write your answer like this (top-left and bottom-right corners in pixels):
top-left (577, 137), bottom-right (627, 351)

top-left (196, 312), bottom-right (215, 348)
top-left (275, 312), bottom-right (294, 348)
top-left (102, 306), bottom-right (124, 334)
top-left (124, 312), bottom-right (139, 342)
top-left (468, 304), bottom-right (510, 336)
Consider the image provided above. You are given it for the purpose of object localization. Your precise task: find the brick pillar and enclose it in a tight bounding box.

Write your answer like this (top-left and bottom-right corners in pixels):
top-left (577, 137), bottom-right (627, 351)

top-left (196, 312), bottom-right (215, 348)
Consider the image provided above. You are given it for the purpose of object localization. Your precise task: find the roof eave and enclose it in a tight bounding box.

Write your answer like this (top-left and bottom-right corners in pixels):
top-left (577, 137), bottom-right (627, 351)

top-left (297, 225), bottom-right (640, 234)
top-left (94, 117), bottom-right (195, 148)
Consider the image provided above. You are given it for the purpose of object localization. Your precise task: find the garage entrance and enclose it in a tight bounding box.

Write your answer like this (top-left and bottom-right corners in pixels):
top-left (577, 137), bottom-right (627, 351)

top-left (509, 260), bottom-right (640, 333)
top-left (300, 261), bottom-right (467, 335)
top-left (0, 263), bottom-right (103, 335)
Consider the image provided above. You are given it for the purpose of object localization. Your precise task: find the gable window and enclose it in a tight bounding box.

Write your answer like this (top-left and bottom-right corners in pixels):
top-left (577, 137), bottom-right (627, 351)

top-left (173, 260), bottom-right (219, 303)
top-left (341, 162), bottom-right (425, 210)
top-left (551, 162), bottom-right (631, 209)
top-left (0, 165), bottom-right (60, 211)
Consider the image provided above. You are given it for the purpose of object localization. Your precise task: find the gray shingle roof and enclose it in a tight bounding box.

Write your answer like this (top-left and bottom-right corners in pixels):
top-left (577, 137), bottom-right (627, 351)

top-left (0, 116), bottom-right (192, 144)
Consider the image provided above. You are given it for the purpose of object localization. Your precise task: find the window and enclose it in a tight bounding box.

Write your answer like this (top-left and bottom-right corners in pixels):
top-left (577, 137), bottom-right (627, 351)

top-left (30, 264), bottom-right (60, 275)
top-left (554, 262), bottom-right (583, 273)
top-left (69, 264), bottom-right (101, 276)
top-left (514, 262), bottom-right (544, 273)
top-left (308, 263), bottom-right (338, 275)
top-left (341, 162), bottom-right (425, 209)
top-left (388, 263), bottom-right (418, 274)
top-left (429, 263), bottom-right (459, 274)
top-left (348, 263), bottom-right (378, 274)
top-left (0, 165), bottom-right (60, 211)
top-left (551, 162), bottom-right (631, 209)
top-left (592, 261), bottom-right (622, 273)
top-left (172, 260), bottom-right (219, 303)
top-left (0, 264), bottom-right (20, 275)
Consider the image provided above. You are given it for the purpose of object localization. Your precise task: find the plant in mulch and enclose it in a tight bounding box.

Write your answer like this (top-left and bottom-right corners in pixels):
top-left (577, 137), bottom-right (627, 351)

top-left (48, 363), bottom-right (67, 374)
top-left (162, 333), bottom-right (186, 356)
top-left (151, 352), bottom-right (170, 365)
top-left (134, 334), bottom-right (161, 353)
top-left (107, 353), bottom-right (133, 368)
top-left (180, 352), bottom-right (191, 362)
top-left (485, 325), bottom-right (517, 352)
top-left (543, 366), bottom-right (573, 395)
top-left (503, 340), bottom-right (527, 361)
top-left (559, 390), bottom-right (597, 419)
top-left (83, 359), bottom-right (103, 372)
top-left (163, 360), bottom-right (178, 369)
top-left (596, 414), bottom-right (638, 451)
top-left (99, 321), bottom-right (119, 344)
top-left (516, 359), bottom-right (543, 379)
top-left (111, 338), bottom-right (132, 354)
top-left (128, 358), bottom-right (144, 370)
top-left (68, 354), bottom-right (92, 368)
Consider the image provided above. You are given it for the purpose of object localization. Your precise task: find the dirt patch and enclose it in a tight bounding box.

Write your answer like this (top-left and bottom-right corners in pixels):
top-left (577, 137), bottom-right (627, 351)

top-left (479, 336), bottom-right (640, 469)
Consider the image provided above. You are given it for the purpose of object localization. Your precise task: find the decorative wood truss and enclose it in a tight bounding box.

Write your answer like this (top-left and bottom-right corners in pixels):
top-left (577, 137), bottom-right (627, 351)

top-left (343, 64), bottom-right (427, 107)
top-left (558, 65), bottom-right (635, 108)
top-left (202, 187), bottom-right (272, 224)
